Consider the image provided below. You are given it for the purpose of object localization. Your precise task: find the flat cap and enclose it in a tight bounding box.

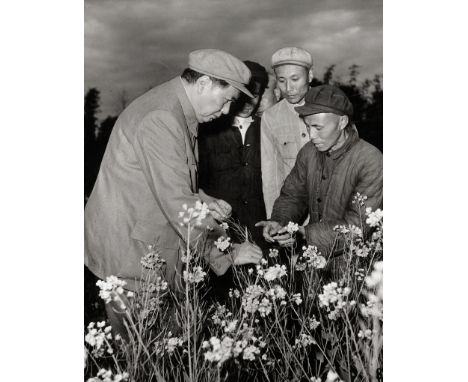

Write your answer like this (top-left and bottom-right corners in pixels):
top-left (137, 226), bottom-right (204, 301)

top-left (271, 47), bottom-right (313, 69)
top-left (188, 49), bottom-right (253, 98)
top-left (295, 85), bottom-right (353, 117)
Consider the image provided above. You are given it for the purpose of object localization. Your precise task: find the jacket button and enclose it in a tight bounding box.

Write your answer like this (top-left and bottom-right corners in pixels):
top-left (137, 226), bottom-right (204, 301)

top-left (317, 197), bottom-right (322, 203)
top-left (301, 132), bottom-right (306, 138)
top-left (243, 200), bottom-right (248, 205)
top-left (322, 175), bottom-right (327, 180)
top-left (243, 162), bottom-right (248, 166)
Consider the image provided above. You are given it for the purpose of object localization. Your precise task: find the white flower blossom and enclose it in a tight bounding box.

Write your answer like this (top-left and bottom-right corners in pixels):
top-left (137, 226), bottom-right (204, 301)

top-left (352, 192), bottom-right (368, 207)
top-left (183, 266), bottom-right (206, 284)
top-left (202, 336), bottom-right (234, 365)
top-left (85, 321), bottom-right (115, 357)
top-left (242, 285), bottom-right (265, 314)
top-left (266, 285), bottom-right (287, 301)
top-left (268, 248), bottom-right (279, 258)
top-left (318, 282), bottom-right (352, 320)
top-left (306, 316), bottom-right (320, 330)
top-left (96, 276), bottom-right (127, 308)
top-left (178, 200), bottom-right (209, 227)
top-left (165, 336), bottom-right (184, 353)
top-left (263, 264), bottom-right (287, 282)
top-left (242, 345), bottom-right (261, 361)
top-left (140, 247), bottom-right (166, 270)
top-left (224, 319), bottom-right (238, 333)
top-left (258, 297), bottom-right (272, 317)
top-left (214, 236), bottom-right (232, 252)
top-left (355, 245), bottom-right (371, 258)
top-left (294, 333), bottom-right (316, 348)
top-left (87, 368), bottom-right (129, 382)
top-left (292, 293), bottom-right (303, 305)
top-left (325, 370), bottom-right (343, 382)
top-left (286, 221), bottom-right (299, 234)
top-left (228, 289), bottom-right (241, 298)
top-left (365, 207), bottom-right (383, 227)
top-left (358, 329), bottom-right (373, 340)
top-left (301, 245), bottom-right (327, 269)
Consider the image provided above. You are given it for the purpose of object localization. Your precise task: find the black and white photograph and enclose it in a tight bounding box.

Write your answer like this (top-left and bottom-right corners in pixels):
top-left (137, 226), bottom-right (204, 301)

top-left (6, 1), bottom-right (468, 381)
top-left (84, 1), bottom-right (383, 381)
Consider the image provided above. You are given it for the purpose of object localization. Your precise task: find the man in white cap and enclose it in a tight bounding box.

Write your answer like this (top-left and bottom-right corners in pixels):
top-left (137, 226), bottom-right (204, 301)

top-left (85, 49), bottom-right (263, 335)
top-left (260, 47), bottom-right (313, 219)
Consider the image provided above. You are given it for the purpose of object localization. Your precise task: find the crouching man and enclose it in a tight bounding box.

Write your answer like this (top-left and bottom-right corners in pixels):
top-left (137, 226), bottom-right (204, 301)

top-left (256, 85), bottom-right (382, 262)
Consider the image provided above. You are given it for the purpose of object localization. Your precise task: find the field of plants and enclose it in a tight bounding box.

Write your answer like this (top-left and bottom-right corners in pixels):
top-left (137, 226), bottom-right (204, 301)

top-left (84, 194), bottom-right (383, 382)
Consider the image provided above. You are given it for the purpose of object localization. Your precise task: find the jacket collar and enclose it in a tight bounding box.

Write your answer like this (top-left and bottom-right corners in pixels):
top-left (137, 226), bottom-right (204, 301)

top-left (326, 123), bottom-right (359, 160)
top-left (175, 77), bottom-right (198, 138)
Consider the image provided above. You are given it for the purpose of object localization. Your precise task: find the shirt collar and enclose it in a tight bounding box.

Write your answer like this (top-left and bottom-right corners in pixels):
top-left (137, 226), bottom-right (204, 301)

top-left (176, 77), bottom-right (198, 137)
top-left (233, 115), bottom-right (254, 127)
top-left (326, 124), bottom-right (360, 160)
top-left (284, 98), bottom-right (305, 115)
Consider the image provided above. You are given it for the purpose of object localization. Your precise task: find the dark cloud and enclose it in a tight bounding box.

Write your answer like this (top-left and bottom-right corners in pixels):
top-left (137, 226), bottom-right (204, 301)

top-left (85, 0), bottom-right (382, 117)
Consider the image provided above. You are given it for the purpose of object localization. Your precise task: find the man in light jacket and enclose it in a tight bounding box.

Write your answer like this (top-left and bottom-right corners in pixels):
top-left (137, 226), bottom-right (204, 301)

top-left (260, 47), bottom-right (314, 218)
top-left (85, 49), bottom-right (263, 333)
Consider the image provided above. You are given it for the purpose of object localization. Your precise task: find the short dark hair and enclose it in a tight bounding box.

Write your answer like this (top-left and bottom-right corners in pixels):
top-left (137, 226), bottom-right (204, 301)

top-left (243, 60), bottom-right (269, 91)
top-left (181, 68), bottom-right (229, 88)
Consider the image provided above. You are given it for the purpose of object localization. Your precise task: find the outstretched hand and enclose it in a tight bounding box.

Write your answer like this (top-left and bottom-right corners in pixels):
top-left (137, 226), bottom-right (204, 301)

top-left (255, 220), bottom-right (282, 242)
top-left (255, 221), bottom-right (305, 247)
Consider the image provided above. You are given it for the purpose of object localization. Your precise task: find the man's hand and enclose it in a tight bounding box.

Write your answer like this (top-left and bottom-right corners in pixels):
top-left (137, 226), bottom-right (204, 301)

top-left (199, 189), bottom-right (232, 222)
top-left (274, 225), bottom-right (306, 247)
top-left (231, 242), bottom-right (263, 265)
top-left (255, 220), bottom-right (282, 242)
top-left (208, 199), bottom-right (232, 222)
top-left (255, 221), bottom-right (306, 246)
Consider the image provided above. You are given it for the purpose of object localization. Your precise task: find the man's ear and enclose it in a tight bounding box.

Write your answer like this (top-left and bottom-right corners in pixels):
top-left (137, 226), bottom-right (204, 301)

top-left (308, 68), bottom-right (314, 83)
top-left (339, 115), bottom-right (349, 130)
top-left (197, 75), bottom-right (212, 94)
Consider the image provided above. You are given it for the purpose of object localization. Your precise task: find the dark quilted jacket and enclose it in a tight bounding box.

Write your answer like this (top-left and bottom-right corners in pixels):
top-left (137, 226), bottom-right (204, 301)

top-left (270, 127), bottom-right (383, 257)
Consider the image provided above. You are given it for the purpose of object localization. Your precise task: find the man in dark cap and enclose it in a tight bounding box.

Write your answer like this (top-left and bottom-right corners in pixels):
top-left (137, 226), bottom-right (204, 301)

top-left (85, 49), bottom-right (263, 334)
top-left (198, 60), bottom-right (269, 300)
top-left (256, 85), bottom-right (383, 259)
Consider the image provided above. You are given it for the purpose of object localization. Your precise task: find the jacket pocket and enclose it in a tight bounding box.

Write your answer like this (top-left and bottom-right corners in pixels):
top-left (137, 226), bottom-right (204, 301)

top-left (277, 134), bottom-right (297, 159)
top-left (130, 220), bottom-right (180, 249)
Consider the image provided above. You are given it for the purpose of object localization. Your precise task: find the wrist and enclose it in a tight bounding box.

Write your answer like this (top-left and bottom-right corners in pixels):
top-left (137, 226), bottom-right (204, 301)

top-left (298, 226), bottom-right (306, 237)
top-left (198, 189), bottom-right (214, 204)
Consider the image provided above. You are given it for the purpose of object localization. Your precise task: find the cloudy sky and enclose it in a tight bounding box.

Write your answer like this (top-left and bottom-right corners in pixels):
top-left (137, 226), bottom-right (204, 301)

top-left (85, 0), bottom-right (382, 118)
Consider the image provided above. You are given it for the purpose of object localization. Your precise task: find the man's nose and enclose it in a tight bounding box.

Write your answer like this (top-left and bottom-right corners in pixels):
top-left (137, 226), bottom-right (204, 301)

top-left (285, 81), bottom-right (292, 92)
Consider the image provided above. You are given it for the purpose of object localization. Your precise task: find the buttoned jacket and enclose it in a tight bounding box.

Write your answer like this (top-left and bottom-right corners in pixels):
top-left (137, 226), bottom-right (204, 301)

top-left (260, 98), bottom-right (310, 218)
top-left (199, 115), bottom-right (266, 245)
top-left (271, 128), bottom-right (383, 257)
top-left (85, 77), bottom-right (228, 291)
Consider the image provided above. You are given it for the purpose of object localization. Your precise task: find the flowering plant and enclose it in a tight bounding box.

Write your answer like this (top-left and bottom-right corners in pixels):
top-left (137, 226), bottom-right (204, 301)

top-left (85, 196), bottom-right (383, 382)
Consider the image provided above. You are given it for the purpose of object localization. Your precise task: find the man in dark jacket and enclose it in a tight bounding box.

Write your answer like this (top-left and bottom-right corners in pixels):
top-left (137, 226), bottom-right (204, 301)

top-left (199, 61), bottom-right (269, 246)
top-left (198, 61), bottom-right (269, 301)
top-left (256, 85), bottom-right (383, 259)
